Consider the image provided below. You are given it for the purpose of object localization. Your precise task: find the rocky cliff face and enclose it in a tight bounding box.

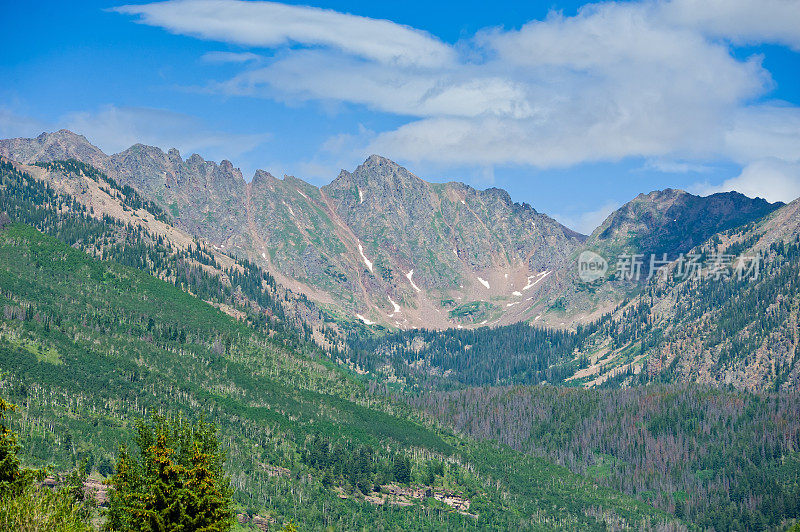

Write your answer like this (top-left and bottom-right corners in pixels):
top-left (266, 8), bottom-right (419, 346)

top-left (314, 155), bottom-right (584, 325)
top-left (108, 144), bottom-right (249, 246)
top-left (324, 155), bottom-right (580, 277)
top-left (242, 154), bottom-right (590, 328)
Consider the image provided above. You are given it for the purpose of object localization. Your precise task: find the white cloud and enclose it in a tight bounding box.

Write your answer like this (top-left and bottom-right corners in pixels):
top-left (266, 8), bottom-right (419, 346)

top-left (553, 201), bottom-right (620, 235)
top-left (663, 0), bottom-right (800, 50)
top-left (695, 159), bottom-right (800, 203)
top-left (368, 1), bottom-right (771, 167)
top-left (201, 51), bottom-right (261, 63)
top-left (63, 105), bottom-right (270, 161)
top-left (114, 0), bottom-right (454, 67)
top-left (216, 50), bottom-right (533, 119)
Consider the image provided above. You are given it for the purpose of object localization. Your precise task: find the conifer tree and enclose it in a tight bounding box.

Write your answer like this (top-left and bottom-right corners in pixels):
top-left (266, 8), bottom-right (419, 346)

top-left (0, 395), bottom-right (25, 495)
top-left (104, 414), bottom-right (234, 531)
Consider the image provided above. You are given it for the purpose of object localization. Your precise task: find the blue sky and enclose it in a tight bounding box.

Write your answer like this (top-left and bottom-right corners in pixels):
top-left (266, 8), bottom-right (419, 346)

top-left (2, 0), bottom-right (799, 233)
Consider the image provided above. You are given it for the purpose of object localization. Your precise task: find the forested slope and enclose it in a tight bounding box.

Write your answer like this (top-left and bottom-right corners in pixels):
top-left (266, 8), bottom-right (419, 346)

top-left (411, 384), bottom-right (800, 531)
top-left (0, 221), bottom-right (675, 529)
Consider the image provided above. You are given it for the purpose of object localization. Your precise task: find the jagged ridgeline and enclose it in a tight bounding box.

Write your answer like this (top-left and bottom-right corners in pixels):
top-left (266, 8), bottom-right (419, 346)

top-left (0, 162), bottom-right (676, 528)
top-left (0, 131), bottom-right (587, 330)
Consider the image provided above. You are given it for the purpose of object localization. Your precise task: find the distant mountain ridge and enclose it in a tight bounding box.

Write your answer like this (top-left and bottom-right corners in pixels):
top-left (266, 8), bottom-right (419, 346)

top-left (0, 130), bottom-right (786, 330)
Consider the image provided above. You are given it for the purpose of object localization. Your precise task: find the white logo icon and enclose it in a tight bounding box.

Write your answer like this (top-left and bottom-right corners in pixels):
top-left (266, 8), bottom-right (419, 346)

top-left (577, 251), bottom-right (608, 282)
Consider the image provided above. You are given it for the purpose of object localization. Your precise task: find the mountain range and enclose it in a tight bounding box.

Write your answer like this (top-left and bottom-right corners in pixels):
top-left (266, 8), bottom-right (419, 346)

top-left (0, 130), bottom-right (784, 333)
top-left (0, 153), bottom-right (684, 530)
top-left (2, 130), bottom-right (799, 392)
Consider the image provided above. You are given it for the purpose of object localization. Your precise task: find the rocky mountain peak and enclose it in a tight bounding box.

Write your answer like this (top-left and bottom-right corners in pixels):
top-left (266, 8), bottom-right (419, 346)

top-left (40, 129), bottom-right (90, 144)
top-left (353, 155), bottom-right (423, 188)
top-left (324, 156), bottom-right (418, 195)
top-left (634, 188), bottom-right (685, 200)
top-left (122, 143), bottom-right (166, 158)
top-left (361, 154), bottom-right (399, 169)
top-left (251, 169), bottom-right (278, 187)
top-left (0, 129), bottom-right (108, 167)
top-left (185, 153), bottom-right (207, 167)
top-left (481, 186), bottom-right (514, 205)
top-left (589, 188), bottom-right (783, 257)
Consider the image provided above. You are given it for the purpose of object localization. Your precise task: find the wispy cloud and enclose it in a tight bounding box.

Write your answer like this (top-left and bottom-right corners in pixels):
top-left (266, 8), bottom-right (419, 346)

top-left (114, 0), bottom-right (454, 67)
top-left (663, 0), bottom-right (800, 50)
top-left (201, 51), bottom-right (262, 64)
top-left (62, 105), bottom-right (271, 162)
top-left (216, 50), bottom-right (533, 120)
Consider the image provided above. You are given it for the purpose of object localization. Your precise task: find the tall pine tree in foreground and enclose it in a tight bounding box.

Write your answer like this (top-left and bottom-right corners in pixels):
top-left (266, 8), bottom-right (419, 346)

top-left (105, 414), bottom-right (234, 531)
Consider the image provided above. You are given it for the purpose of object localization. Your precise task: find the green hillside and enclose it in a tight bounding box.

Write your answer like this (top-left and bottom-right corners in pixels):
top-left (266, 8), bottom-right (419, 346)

top-left (0, 222), bottom-right (673, 530)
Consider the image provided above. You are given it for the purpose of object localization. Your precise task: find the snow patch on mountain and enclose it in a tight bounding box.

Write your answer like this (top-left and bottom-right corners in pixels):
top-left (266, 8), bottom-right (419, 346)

top-left (358, 243), bottom-right (373, 272)
top-left (356, 314), bottom-right (376, 325)
top-left (523, 270), bottom-right (551, 291)
top-left (405, 270), bottom-right (421, 292)
top-left (476, 276), bottom-right (490, 289)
